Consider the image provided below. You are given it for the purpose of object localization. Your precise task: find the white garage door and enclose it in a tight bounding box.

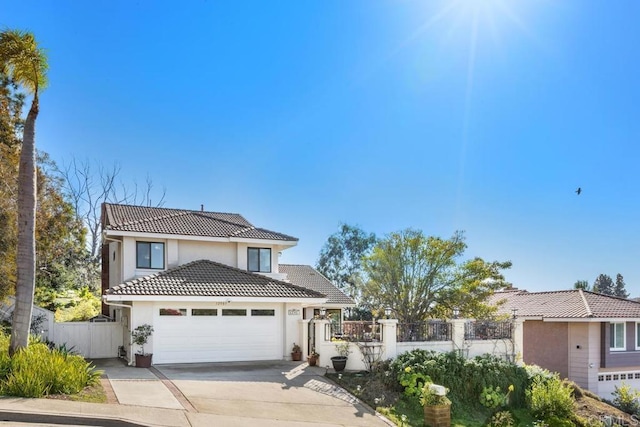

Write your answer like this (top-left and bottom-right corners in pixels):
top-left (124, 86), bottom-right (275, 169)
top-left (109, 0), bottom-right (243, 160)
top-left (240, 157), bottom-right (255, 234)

top-left (153, 304), bottom-right (282, 364)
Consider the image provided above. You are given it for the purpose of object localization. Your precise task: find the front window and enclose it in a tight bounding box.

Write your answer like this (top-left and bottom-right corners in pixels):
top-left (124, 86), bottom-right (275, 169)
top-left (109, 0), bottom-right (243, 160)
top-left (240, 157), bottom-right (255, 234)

top-left (610, 322), bottom-right (625, 351)
top-left (248, 248), bottom-right (271, 273)
top-left (137, 242), bottom-right (165, 269)
top-left (636, 323), bottom-right (640, 350)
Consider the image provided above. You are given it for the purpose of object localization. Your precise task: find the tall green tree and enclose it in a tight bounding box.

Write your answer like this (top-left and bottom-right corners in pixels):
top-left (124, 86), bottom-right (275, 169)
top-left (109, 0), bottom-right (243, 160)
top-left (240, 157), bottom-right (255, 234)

top-left (593, 274), bottom-right (614, 296)
top-left (316, 223), bottom-right (376, 302)
top-left (614, 273), bottom-right (629, 299)
top-left (0, 29), bottom-right (48, 354)
top-left (361, 229), bottom-right (511, 323)
top-left (574, 280), bottom-right (590, 291)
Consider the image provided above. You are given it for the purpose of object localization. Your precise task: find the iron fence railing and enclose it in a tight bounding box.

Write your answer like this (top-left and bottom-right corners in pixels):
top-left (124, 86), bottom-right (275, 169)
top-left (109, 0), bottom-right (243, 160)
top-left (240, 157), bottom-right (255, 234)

top-left (464, 320), bottom-right (512, 340)
top-left (396, 321), bottom-right (452, 342)
top-left (325, 321), bottom-right (382, 342)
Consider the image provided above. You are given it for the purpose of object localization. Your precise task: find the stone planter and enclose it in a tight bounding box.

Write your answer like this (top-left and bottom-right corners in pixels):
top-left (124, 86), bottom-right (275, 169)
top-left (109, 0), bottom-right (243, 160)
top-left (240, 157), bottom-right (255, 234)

top-left (135, 353), bottom-right (152, 368)
top-left (424, 404), bottom-right (451, 427)
top-left (331, 356), bottom-right (347, 372)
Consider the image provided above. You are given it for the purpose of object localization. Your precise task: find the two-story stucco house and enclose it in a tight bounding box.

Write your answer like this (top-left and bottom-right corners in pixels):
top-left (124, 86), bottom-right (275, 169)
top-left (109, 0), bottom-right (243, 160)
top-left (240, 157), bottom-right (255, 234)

top-left (101, 203), bottom-right (354, 365)
top-left (490, 289), bottom-right (640, 399)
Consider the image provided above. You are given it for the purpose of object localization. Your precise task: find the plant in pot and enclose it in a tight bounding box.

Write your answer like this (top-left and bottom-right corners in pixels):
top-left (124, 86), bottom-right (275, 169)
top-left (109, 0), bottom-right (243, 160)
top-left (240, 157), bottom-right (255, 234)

top-left (307, 348), bottom-right (319, 366)
top-left (291, 343), bottom-right (302, 361)
top-left (331, 340), bottom-right (350, 372)
top-left (420, 382), bottom-right (451, 427)
top-left (131, 323), bottom-right (154, 368)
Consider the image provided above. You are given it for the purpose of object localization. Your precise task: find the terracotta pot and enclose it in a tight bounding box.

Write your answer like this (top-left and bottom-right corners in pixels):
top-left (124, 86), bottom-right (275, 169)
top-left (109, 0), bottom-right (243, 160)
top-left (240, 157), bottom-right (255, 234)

top-left (307, 355), bottom-right (318, 366)
top-left (291, 351), bottom-right (302, 361)
top-left (424, 404), bottom-right (451, 427)
top-left (135, 353), bottom-right (152, 368)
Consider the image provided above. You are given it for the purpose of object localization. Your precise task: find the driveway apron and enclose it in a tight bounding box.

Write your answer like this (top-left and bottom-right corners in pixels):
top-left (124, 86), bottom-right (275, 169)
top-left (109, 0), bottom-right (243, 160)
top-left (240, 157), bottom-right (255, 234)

top-left (156, 360), bottom-right (390, 427)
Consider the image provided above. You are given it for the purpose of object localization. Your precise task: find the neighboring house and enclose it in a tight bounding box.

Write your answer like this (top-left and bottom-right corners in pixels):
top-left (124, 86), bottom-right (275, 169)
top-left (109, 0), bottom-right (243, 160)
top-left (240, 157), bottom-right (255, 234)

top-left (101, 203), bottom-right (353, 365)
top-left (490, 289), bottom-right (640, 399)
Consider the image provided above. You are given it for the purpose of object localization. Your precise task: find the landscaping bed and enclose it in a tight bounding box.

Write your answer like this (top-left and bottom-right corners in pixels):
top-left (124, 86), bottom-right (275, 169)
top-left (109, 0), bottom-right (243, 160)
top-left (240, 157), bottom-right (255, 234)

top-left (326, 350), bottom-right (636, 427)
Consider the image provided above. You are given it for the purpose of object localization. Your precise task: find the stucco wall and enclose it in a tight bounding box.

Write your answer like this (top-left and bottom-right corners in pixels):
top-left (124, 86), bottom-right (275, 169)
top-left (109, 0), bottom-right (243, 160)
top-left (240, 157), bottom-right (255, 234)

top-left (177, 240), bottom-right (237, 267)
top-left (524, 320), bottom-right (569, 378)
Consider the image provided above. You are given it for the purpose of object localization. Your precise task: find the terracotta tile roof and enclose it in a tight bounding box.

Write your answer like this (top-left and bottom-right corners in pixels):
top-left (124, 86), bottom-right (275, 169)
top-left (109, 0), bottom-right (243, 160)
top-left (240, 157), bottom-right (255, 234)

top-left (102, 203), bottom-right (298, 241)
top-left (488, 289), bottom-right (640, 319)
top-left (279, 264), bottom-right (355, 306)
top-left (106, 260), bottom-right (325, 299)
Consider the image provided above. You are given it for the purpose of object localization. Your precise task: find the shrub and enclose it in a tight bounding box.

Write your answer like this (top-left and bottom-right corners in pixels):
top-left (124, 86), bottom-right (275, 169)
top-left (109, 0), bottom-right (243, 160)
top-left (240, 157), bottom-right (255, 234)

top-left (526, 374), bottom-right (574, 421)
top-left (489, 410), bottom-right (515, 427)
top-left (398, 366), bottom-right (430, 398)
top-left (612, 382), bottom-right (640, 415)
top-left (390, 350), bottom-right (528, 408)
top-left (0, 334), bottom-right (101, 398)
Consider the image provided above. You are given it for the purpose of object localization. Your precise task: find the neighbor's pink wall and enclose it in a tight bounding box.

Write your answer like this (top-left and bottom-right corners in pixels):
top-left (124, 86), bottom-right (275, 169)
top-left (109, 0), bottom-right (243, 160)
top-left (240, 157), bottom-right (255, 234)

top-left (524, 320), bottom-right (569, 378)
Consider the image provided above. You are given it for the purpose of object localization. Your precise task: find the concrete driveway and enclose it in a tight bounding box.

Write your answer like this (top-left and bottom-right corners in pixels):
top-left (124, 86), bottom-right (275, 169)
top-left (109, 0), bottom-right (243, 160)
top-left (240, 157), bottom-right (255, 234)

top-left (96, 359), bottom-right (390, 427)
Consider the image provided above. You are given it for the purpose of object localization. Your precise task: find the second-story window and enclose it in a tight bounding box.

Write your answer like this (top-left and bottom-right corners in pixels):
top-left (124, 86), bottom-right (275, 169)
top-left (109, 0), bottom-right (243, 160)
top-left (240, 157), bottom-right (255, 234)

top-left (248, 248), bottom-right (271, 273)
top-left (137, 242), bottom-right (165, 269)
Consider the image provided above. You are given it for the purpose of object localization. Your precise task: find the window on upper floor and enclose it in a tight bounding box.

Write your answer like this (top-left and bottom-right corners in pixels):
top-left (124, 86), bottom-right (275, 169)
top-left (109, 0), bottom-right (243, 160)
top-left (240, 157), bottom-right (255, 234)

top-left (610, 322), bottom-right (625, 351)
top-left (248, 248), bottom-right (271, 273)
top-left (136, 242), bottom-right (165, 269)
top-left (636, 323), bottom-right (640, 350)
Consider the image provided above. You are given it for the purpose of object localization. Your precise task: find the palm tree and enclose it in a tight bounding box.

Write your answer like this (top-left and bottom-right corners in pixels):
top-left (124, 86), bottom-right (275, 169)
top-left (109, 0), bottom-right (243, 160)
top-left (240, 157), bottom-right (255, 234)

top-left (0, 30), bottom-right (48, 355)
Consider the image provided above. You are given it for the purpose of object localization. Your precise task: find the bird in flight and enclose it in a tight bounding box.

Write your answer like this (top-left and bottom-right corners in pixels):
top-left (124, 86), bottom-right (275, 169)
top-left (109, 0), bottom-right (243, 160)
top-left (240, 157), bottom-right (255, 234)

top-left (575, 187), bottom-right (582, 195)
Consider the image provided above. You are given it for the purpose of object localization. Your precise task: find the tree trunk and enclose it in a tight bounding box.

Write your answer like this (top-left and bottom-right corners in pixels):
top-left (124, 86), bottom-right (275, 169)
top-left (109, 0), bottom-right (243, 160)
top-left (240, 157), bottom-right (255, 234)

top-left (10, 97), bottom-right (38, 356)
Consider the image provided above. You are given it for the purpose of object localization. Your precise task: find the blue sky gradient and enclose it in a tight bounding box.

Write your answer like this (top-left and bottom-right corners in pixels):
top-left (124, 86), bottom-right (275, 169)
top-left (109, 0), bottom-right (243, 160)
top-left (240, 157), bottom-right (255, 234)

top-left (4, 1), bottom-right (640, 293)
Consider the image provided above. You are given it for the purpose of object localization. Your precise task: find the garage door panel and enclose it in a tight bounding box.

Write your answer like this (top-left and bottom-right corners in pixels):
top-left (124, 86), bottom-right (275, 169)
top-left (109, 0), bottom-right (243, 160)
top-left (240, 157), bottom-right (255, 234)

top-left (153, 305), bottom-right (282, 364)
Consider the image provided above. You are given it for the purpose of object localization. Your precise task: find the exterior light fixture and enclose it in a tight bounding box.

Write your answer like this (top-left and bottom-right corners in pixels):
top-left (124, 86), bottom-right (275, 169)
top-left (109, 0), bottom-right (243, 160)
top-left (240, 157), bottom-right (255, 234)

top-left (512, 308), bottom-right (518, 319)
top-left (452, 307), bottom-right (460, 319)
top-left (320, 307), bottom-right (326, 318)
top-left (384, 307), bottom-right (392, 318)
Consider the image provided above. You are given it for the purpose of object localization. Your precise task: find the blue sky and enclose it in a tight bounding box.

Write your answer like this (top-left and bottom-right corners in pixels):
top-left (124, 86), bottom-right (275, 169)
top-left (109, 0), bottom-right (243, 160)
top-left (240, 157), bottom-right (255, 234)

top-left (4, 1), bottom-right (640, 294)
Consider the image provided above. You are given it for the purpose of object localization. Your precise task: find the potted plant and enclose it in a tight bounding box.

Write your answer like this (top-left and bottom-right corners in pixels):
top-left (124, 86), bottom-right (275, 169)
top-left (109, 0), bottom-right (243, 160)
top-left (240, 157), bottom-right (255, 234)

top-left (131, 324), bottom-right (154, 368)
top-left (420, 382), bottom-right (451, 427)
top-left (330, 340), bottom-right (350, 372)
top-left (307, 348), bottom-right (319, 366)
top-left (291, 343), bottom-right (302, 361)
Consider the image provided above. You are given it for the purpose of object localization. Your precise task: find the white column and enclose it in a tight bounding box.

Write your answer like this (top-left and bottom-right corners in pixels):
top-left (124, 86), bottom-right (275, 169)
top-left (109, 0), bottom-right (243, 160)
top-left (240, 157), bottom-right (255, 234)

top-left (315, 319), bottom-right (331, 367)
top-left (378, 319), bottom-right (398, 360)
top-left (512, 318), bottom-right (524, 364)
top-left (451, 319), bottom-right (466, 356)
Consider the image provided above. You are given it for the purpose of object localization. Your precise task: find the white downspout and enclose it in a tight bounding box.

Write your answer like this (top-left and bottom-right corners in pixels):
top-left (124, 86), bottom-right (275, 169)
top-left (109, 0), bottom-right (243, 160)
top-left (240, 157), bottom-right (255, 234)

top-left (102, 297), bottom-right (134, 366)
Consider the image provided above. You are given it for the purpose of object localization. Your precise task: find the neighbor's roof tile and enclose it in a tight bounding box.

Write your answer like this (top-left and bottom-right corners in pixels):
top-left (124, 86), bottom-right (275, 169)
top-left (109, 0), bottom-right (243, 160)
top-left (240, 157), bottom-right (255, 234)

top-left (102, 203), bottom-right (297, 241)
top-left (488, 289), bottom-right (640, 319)
top-left (279, 264), bottom-right (355, 306)
top-left (106, 260), bottom-right (325, 299)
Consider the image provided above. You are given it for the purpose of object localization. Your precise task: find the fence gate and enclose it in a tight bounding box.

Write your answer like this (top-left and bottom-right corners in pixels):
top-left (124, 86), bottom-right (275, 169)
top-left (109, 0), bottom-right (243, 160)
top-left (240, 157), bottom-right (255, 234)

top-left (308, 319), bottom-right (316, 356)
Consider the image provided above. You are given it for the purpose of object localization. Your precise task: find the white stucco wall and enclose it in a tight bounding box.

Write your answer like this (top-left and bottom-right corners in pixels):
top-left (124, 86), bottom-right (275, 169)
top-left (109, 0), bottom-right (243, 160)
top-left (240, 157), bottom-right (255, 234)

top-left (177, 240), bottom-right (237, 267)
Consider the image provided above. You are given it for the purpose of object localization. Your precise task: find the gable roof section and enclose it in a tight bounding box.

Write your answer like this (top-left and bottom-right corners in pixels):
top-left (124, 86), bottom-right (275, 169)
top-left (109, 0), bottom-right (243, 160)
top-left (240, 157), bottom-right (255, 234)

top-left (489, 289), bottom-right (640, 319)
top-left (279, 264), bottom-right (355, 306)
top-left (106, 260), bottom-right (325, 299)
top-left (102, 203), bottom-right (297, 241)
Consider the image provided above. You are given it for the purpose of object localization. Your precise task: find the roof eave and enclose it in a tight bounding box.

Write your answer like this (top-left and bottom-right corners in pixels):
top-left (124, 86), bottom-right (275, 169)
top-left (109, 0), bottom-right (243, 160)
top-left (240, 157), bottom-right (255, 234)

top-left (104, 295), bottom-right (327, 303)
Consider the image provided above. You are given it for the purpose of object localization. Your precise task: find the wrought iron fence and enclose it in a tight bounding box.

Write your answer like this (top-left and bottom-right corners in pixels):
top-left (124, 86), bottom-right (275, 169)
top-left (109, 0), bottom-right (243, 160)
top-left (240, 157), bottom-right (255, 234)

top-left (464, 320), bottom-right (512, 340)
top-left (325, 321), bottom-right (382, 342)
top-left (396, 321), bottom-right (452, 342)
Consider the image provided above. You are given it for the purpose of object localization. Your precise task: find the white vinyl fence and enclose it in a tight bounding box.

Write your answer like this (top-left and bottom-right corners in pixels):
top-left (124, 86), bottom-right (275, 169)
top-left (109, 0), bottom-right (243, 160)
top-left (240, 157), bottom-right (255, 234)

top-left (0, 297), bottom-right (123, 359)
top-left (50, 321), bottom-right (123, 358)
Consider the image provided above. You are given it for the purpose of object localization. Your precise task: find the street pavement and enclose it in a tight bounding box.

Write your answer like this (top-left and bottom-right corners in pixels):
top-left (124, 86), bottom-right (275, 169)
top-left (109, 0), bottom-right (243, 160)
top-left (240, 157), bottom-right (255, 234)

top-left (0, 359), bottom-right (392, 426)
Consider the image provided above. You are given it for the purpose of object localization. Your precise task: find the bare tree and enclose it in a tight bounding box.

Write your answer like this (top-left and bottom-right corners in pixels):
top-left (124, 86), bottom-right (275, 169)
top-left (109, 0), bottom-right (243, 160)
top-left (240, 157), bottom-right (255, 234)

top-left (58, 158), bottom-right (166, 261)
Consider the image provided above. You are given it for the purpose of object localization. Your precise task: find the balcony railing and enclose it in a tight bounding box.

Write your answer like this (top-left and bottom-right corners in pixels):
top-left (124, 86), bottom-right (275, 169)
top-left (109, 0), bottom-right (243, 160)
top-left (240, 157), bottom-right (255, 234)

top-left (396, 321), bottom-right (452, 342)
top-left (464, 320), bottom-right (513, 340)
